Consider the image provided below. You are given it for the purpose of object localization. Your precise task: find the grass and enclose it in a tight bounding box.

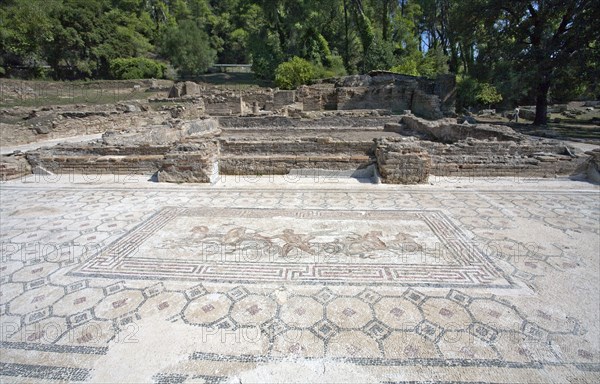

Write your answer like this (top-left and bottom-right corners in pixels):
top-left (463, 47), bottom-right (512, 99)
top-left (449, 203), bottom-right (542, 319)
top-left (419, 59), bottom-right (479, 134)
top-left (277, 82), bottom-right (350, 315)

top-left (1, 83), bottom-right (162, 108)
top-left (0, 74), bottom-right (271, 108)
top-left (191, 73), bottom-right (273, 88)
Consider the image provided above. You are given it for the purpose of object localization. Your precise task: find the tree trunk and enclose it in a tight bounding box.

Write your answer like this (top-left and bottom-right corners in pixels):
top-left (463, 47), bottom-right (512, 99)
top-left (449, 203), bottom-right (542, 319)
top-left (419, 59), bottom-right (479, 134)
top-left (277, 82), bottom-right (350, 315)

top-left (343, 0), bottom-right (350, 70)
top-left (533, 78), bottom-right (550, 125)
top-left (382, 0), bottom-right (389, 41)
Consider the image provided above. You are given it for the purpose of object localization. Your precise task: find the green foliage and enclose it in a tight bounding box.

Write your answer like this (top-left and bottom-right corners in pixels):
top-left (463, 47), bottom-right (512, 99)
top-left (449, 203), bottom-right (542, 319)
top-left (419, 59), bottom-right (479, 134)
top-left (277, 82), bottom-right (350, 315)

top-left (457, 77), bottom-right (504, 111)
top-left (390, 50), bottom-right (421, 76)
top-left (456, 76), bottom-right (480, 111)
top-left (419, 46), bottom-right (449, 78)
top-left (275, 57), bottom-right (315, 90)
top-left (109, 57), bottom-right (165, 79)
top-left (1, 0), bottom-right (56, 68)
top-left (0, 66), bottom-right (5, 76)
top-left (0, 0), bottom-right (596, 115)
top-left (249, 30), bottom-right (283, 80)
top-left (354, 9), bottom-right (376, 61)
top-left (160, 20), bottom-right (216, 78)
top-left (476, 83), bottom-right (503, 108)
top-left (390, 0), bottom-right (422, 76)
top-left (363, 37), bottom-right (395, 72)
top-left (314, 55), bottom-right (348, 79)
top-left (390, 46), bottom-right (449, 79)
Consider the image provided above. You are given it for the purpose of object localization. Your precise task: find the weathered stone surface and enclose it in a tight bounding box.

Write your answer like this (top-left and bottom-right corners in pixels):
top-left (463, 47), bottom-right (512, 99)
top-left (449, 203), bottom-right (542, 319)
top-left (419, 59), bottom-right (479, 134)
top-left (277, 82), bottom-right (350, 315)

top-left (383, 122), bottom-right (404, 133)
top-left (13, 114), bottom-right (586, 184)
top-left (218, 115), bottom-right (397, 129)
top-left (181, 119), bottom-right (221, 138)
top-left (375, 138), bottom-right (431, 184)
top-left (101, 119), bottom-right (220, 147)
top-left (23, 119), bottom-right (220, 181)
top-left (34, 125), bottom-right (50, 134)
top-left (0, 154), bottom-right (31, 181)
top-left (334, 75), bottom-right (373, 87)
top-left (583, 148), bottom-right (600, 183)
top-left (401, 115), bottom-right (523, 143)
top-left (457, 115), bottom-right (478, 124)
top-left (273, 91), bottom-right (296, 109)
top-left (26, 149), bottom-right (166, 175)
top-left (183, 81), bottom-right (199, 96)
top-left (167, 81), bottom-right (201, 98)
top-left (328, 72), bottom-right (455, 120)
top-left (519, 108), bottom-right (536, 121)
top-left (167, 83), bottom-right (183, 98)
top-left (102, 125), bottom-right (183, 146)
top-left (158, 142), bottom-right (218, 183)
top-left (117, 104), bottom-right (141, 113)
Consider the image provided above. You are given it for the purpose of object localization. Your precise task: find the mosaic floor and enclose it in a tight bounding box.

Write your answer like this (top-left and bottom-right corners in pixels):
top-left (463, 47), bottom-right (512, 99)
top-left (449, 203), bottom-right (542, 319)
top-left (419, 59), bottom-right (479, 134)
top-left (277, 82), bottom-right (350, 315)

top-left (1, 175), bottom-right (599, 383)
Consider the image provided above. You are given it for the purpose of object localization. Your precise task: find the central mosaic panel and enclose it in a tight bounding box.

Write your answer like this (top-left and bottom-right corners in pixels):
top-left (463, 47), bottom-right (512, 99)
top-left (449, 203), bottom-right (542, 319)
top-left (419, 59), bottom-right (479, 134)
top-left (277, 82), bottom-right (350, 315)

top-left (72, 207), bottom-right (512, 287)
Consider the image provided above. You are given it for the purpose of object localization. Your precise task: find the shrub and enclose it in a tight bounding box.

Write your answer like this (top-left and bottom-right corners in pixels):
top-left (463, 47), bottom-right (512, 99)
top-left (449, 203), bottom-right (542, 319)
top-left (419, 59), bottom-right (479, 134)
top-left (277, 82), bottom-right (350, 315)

top-left (275, 57), bottom-right (315, 89)
top-left (476, 83), bottom-right (503, 109)
top-left (390, 58), bottom-right (420, 77)
top-left (456, 76), bottom-right (480, 112)
top-left (109, 57), bottom-right (166, 80)
top-left (314, 55), bottom-right (347, 79)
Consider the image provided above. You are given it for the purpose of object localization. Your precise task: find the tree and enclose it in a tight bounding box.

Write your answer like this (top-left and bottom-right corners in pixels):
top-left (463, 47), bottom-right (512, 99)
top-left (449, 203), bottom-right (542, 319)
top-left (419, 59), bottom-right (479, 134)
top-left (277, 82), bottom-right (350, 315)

top-left (418, 45), bottom-right (449, 78)
top-left (160, 20), bottom-right (216, 78)
top-left (43, 0), bottom-right (109, 79)
top-left (482, 0), bottom-right (599, 125)
top-left (1, 0), bottom-right (58, 75)
top-left (476, 83), bottom-right (502, 109)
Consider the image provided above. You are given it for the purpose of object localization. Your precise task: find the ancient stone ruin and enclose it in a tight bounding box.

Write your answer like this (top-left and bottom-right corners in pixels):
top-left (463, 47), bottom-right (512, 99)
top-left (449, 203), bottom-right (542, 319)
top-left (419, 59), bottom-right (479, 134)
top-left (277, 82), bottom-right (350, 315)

top-left (1, 73), bottom-right (597, 183)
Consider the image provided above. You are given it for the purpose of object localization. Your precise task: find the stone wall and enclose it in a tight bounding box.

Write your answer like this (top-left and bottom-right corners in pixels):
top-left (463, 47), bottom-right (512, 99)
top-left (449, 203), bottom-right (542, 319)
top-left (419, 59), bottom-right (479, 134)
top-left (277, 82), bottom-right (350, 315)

top-left (165, 73), bottom-right (455, 120)
top-left (375, 139), bottom-right (431, 184)
top-left (582, 148), bottom-right (600, 183)
top-left (26, 151), bottom-right (165, 175)
top-left (14, 115), bottom-right (590, 185)
top-left (219, 138), bottom-right (375, 175)
top-left (273, 91), bottom-right (296, 109)
top-left (218, 115), bottom-right (398, 129)
top-left (325, 72), bottom-right (455, 120)
top-left (158, 142), bottom-right (218, 183)
top-left (374, 135), bottom-right (584, 183)
top-left (25, 119), bottom-right (221, 183)
top-left (434, 74), bottom-right (457, 116)
top-left (401, 115), bottom-right (523, 142)
top-left (0, 154), bottom-right (31, 181)
top-left (204, 96), bottom-right (243, 116)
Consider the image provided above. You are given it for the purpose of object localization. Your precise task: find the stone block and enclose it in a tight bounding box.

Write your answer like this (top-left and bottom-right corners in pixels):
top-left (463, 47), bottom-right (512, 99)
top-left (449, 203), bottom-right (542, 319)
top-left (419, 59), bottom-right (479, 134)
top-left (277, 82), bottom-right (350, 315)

top-left (183, 81), bottom-right (199, 96)
top-left (383, 123), bottom-right (403, 133)
top-left (0, 154), bottom-right (32, 181)
top-left (274, 91), bottom-right (296, 109)
top-left (167, 83), bottom-right (183, 98)
top-left (375, 139), bottom-right (431, 184)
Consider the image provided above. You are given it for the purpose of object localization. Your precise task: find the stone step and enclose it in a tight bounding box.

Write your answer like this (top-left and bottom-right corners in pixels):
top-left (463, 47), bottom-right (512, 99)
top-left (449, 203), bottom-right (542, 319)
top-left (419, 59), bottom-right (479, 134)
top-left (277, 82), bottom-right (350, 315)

top-left (219, 154), bottom-right (375, 176)
top-left (219, 140), bottom-right (375, 157)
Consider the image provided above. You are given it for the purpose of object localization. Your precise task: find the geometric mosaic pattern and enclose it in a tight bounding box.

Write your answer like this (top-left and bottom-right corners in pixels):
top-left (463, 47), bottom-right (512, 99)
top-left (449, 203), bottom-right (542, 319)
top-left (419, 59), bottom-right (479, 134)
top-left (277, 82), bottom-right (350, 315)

top-left (72, 207), bottom-right (513, 287)
top-left (1, 183), bottom-right (599, 382)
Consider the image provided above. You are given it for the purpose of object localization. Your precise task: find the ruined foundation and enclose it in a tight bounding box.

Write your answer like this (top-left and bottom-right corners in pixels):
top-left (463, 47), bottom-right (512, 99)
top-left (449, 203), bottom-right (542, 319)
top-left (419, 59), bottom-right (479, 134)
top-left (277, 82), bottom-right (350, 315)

top-left (0, 73), bottom-right (594, 184)
top-left (17, 113), bottom-right (586, 185)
